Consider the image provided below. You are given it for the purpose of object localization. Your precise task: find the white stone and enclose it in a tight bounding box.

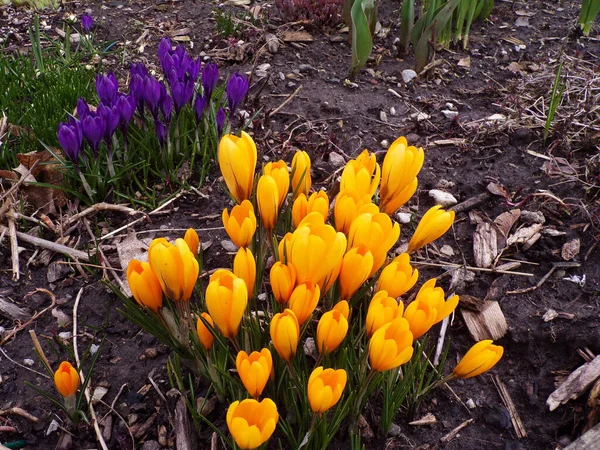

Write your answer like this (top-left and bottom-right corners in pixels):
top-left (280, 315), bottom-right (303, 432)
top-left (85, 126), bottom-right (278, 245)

top-left (23, 359), bottom-right (34, 367)
top-left (396, 212), bottom-right (412, 224)
top-left (401, 69), bottom-right (418, 84)
top-left (442, 110), bottom-right (459, 119)
top-left (440, 245), bottom-right (455, 257)
top-left (429, 189), bottom-right (457, 206)
top-left (466, 398), bottom-right (476, 409)
top-left (328, 152), bottom-right (346, 168)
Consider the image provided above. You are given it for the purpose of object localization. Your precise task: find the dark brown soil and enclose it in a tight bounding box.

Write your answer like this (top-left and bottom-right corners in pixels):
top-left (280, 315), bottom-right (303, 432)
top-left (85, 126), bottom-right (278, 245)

top-left (1, 1), bottom-right (599, 449)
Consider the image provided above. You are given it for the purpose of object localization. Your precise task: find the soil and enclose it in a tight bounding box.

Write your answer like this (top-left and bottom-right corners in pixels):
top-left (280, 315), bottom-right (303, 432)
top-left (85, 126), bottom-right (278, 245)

top-left (1, 0), bottom-right (600, 449)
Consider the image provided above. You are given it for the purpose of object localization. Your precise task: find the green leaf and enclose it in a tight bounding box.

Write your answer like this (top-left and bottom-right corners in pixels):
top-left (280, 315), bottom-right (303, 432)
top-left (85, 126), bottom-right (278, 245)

top-left (399, 0), bottom-right (415, 54)
top-left (349, 0), bottom-right (377, 80)
top-left (414, 0), bottom-right (460, 72)
top-left (579, 0), bottom-right (600, 35)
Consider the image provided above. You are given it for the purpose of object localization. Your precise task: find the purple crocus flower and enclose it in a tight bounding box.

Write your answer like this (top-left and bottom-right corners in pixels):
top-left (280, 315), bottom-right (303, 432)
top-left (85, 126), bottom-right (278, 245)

top-left (201, 63), bottom-right (218, 100)
top-left (97, 102), bottom-right (120, 143)
top-left (130, 62), bottom-right (148, 78)
top-left (144, 76), bottom-right (162, 119)
top-left (57, 116), bottom-right (83, 165)
top-left (158, 37), bottom-right (172, 68)
top-left (216, 107), bottom-right (226, 137)
top-left (226, 73), bottom-right (249, 116)
top-left (96, 72), bottom-right (119, 107)
top-left (81, 14), bottom-right (93, 34)
top-left (77, 98), bottom-right (90, 119)
top-left (81, 112), bottom-right (105, 157)
top-left (194, 94), bottom-right (207, 124)
top-left (116, 93), bottom-right (136, 127)
top-left (159, 82), bottom-right (172, 124)
top-left (188, 57), bottom-right (201, 82)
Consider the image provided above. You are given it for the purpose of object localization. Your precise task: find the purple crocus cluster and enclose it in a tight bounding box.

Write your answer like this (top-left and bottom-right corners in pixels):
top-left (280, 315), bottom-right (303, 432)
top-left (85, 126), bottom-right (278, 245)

top-left (58, 72), bottom-right (136, 165)
top-left (58, 36), bottom-right (251, 170)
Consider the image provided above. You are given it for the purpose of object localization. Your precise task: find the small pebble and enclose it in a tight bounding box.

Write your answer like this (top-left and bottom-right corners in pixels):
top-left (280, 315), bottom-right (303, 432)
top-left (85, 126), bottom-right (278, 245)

top-left (23, 359), bottom-right (34, 367)
top-left (401, 69), bottom-right (418, 84)
top-left (466, 398), bottom-right (476, 409)
top-left (429, 189), bottom-right (458, 207)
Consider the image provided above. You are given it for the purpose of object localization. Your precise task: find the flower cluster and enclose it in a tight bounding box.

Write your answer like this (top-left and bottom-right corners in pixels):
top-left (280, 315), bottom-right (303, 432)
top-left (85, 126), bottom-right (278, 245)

top-left (57, 38), bottom-right (249, 201)
top-left (123, 134), bottom-right (502, 449)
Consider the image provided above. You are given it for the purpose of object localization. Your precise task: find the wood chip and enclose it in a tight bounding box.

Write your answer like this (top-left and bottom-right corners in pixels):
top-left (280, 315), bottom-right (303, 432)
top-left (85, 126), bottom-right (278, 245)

top-left (547, 356), bottom-right (600, 411)
top-left (562, 239), bottom-right (581, 261)
top-left (461, 301), bottom-right (508, 341)
top-left (564, 422), bottom-right (600, 450)
top-left (494, 376), bottom-right (527, 438)
top-left (440, 419), bottom-right (472, 443)
top-left (281, 31), bottom-right (313, 42)
top-left (473, 222), bottom-right (498, 268)
top-left (409, 413), bottom-right (437, 425)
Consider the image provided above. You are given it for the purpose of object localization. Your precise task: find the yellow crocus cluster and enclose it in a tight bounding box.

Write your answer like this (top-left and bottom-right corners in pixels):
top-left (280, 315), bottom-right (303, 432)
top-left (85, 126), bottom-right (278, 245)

top-left (121, 133), bottom-right (503, 450)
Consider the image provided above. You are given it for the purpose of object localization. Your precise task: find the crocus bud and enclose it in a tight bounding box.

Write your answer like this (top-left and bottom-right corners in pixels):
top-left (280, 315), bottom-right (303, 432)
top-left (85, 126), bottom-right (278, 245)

top-left (347, 212), bottom-right (400, 276)
top-left (366, 291), bottom-right (403, 337)
top-left (287, 281), bottom-right (320, 326)
top-left (222, 200), bottom-right (257, 248)
top-left (206, 270), bottom-right (247, 338)
top-left (340, 149), bottom-right (381, 200)
top-left (148, 238), bottom-right (199, 302)
top-left (453, 340), bottom-right (503, 379)
top-left (307, 367), bottom-right (347, 413)
top-left (54, 361), bottom-right (79, 398)
top-left (257, 175), bottom-right (279, 231)
top-left (197, 313), bottom-right (214, 351)
top-left (236, 349), bottom-right (272, 398)
top-left (333, 190), bottom-right (378, 235)
top-left (263, 160), bottom-right (290, 209)
top-left (96, 72), bottom-right (118, 107)
top-left (333, 300), bottom-right (350, 320)
top-left (158, 37), bottom-right (172, 69)
top-left (369, 318), bottom-right (414, 372)
top-left (226, 73), bottom-right (249, 116)
top-left (58, 117), bottom-right (83, 165)
top-left (76, 98), bottom-right (90, 119)
top-left (97, 102), bottom-right (120, 142)
top-left (415, 278), bottom-right (458, 324)
top-left (338, 245), bottom-right (373, 300)
top-left (159, 82), bottom-right (173, 123)
top-left (292, 191), bottom-right (329, 228)
top-left (81, 113), bottom-right (104, 156)
top-left (408, 205), bottom-right (455, 253)
top-left (126, 260), bottom-right (163, 312)
top-left (202, 62), bottom-right (219, 100)
top-left (375, 253), bottom-right (418, 299)
top-left (218, 131), bottom-right (257, 204)
top-left (291, 150), bottom-right (311, 198)
top-left (269, 262), bottom-right (296, 305)
top-left (316, 308), bottom-right (348, 354)
top-left (81, 14), bottom-right (93, 34)
top-left (270, 309), bottom-right (299, 362)
top-left (233, 247), bottom-right (256, 296)
top-left (227, 398), bottom-right (278, 450)
top-left (155, 119), bottom-right (165, 147)
top-left (379, 136), bottom-right (424, 215)
top-left (144, 76), bottom-right (162, 118)
top-left (184, 228), bottom-right (200, 256)
top-left (116, 93), bottom-right (136, 128)
top-left (194, 94), bottom-right (207, 124)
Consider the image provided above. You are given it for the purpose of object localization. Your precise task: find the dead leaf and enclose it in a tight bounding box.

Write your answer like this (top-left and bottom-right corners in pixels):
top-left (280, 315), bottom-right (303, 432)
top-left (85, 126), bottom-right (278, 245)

top-left (473, 221), bottom-right (498, 268)
top-left (225, 0), bottom-right (250, 4)
top-left (281, 31), bottom-right (313, 43)
top-left (52, 308), bottom-right (72, 328)
top-left (487, 181), bottom-right (511, 200)
top-left (494, 209), bottom-right (521, 243)
top-left (541, 158), bottom-right (579, 177)
top-left (561, 239), bottom-right (580, 261)
top-left (250, 5), bottom-right (262, 19)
